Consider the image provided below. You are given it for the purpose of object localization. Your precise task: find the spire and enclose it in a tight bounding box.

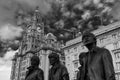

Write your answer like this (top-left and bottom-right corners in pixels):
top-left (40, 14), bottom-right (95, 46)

top-left (31, 6), bottom-right (40, 30)
top-left (33, 6), bottom-right (39, 21)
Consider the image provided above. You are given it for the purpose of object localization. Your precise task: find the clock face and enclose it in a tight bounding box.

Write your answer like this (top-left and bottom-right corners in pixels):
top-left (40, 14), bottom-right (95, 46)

top-left (37, 27), bottom-right (42, 32)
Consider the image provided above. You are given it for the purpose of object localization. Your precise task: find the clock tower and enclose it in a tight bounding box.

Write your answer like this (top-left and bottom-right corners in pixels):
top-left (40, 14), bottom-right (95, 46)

top-left (26, 7), bottom-right (44, 52)
top-left (16, 7), bottom-right (46, 80)
top-left (11, 6), bottom-right (63, 80)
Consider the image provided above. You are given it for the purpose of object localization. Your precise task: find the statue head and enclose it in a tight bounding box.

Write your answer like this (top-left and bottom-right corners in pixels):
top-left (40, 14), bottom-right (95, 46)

top-left (82, 32), bottom-right (96, 50)
top-left (30, 55), bottom-right (40, 67)
top-left (48, 52), bottom-right (60, 65)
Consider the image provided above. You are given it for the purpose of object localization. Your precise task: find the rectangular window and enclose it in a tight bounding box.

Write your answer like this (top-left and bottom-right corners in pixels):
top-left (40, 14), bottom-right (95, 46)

top-left (113, 42), bottom-right (119, 49)
top-left (100, 38), bottom-right (104, 43)
top-left (117, 62), bottom-right (120, 70)
top-left (112, 33), bottom-right (118, 39)
top-left (117, 53), bottom-right (120, 59)
top-left (118, 63), bottom-right (119, 70)
top-left (74, 71), bottom-right (78, 79)
top-left (115, 53), bottom-right (118, 59)
top-left (74, 54), bottom-right (78, 60)
top-left (74, 47), bottom-right (77, 52)
top-left (115, 75), bottom-right (118, 80)
top-left (118, 32), bottom-right (120, 38)
top-left (74, 61), bottom-right (78, 68)
top-left (67, 56), bottom-right (70, 61)
top-left (67, 49), bottom-right (70, 53)
top-left (119, 74), bottom-right (120, 80)
top-left (119, 53), bottom-right (120, 59)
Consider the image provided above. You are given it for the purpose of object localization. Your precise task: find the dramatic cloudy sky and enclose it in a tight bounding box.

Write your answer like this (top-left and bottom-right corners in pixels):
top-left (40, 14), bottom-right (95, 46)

top-left (0, 51), bottom-right (18, 80)
top-left (0, 0), bottom-right (53, 80)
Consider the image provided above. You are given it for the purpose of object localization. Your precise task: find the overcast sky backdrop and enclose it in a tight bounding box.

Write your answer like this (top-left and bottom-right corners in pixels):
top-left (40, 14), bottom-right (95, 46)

top-left (0, 51), bottom-right (17, 80)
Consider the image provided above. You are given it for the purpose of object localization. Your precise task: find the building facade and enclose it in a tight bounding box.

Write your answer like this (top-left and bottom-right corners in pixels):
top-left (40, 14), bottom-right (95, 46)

top-left (10, 7), bottom-right (63, 80)
top-left (10, 8), bottom-right (45, 80)
top-left (63, 21), bottom-right (120, 80)
top-left (10, 52), bottom-right (19, 80)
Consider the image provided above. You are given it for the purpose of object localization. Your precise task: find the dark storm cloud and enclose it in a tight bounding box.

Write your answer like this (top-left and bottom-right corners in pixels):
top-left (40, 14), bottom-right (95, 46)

top-left (0, 0), bottom-right (52, 25)
top-left (110, 0), bottom-right (120, 20)
top-left (0, 0), bottom-right (53, 57)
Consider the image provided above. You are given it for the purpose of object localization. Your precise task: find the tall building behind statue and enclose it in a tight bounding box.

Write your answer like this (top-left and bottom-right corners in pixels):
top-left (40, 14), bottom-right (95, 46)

top-left (10, 8), bottom-right (45, 80)
top-left (10, 0), bottom-right (65, 80)
top-left (10, 8), bottom-right (62, 80)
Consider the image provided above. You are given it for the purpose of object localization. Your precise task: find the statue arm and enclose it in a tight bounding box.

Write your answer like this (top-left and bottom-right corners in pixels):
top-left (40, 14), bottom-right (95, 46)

top-left (102, 49), bottom-right (116, 80)
top-left (62, 67), bottom-right (69, 80)
top-left (37, 70), bottom-right (44, 80)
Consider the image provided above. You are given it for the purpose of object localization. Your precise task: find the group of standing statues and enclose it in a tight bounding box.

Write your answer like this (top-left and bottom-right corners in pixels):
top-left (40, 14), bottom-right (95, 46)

top-left (25, 32), bottom-right (116, 80)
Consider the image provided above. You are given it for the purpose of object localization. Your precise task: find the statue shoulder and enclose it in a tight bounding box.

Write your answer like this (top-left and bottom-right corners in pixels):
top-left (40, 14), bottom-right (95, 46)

top-left (37, 68), bottom-right (44, 74)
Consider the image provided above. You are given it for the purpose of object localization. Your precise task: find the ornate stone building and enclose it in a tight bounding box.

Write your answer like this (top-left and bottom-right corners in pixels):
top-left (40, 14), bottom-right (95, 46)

top-left (10, 8), bottom-right (62, 80)
top-left (10, 52), bottom-right (19, 80)
top-left (63, 21), bottom-right (120, 80)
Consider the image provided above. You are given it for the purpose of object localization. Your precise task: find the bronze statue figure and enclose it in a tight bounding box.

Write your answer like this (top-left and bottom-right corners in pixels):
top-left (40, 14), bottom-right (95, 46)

top-left (25, 55), bottom-right (44, 80)
top-left (81, 32), bottom-right (116, 80)
top-left (48, 52), bottom-right (69, 80)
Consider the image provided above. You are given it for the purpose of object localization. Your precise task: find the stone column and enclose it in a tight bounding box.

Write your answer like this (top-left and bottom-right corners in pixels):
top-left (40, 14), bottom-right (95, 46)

top-left (44, 50), bottom-right (50, 80)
